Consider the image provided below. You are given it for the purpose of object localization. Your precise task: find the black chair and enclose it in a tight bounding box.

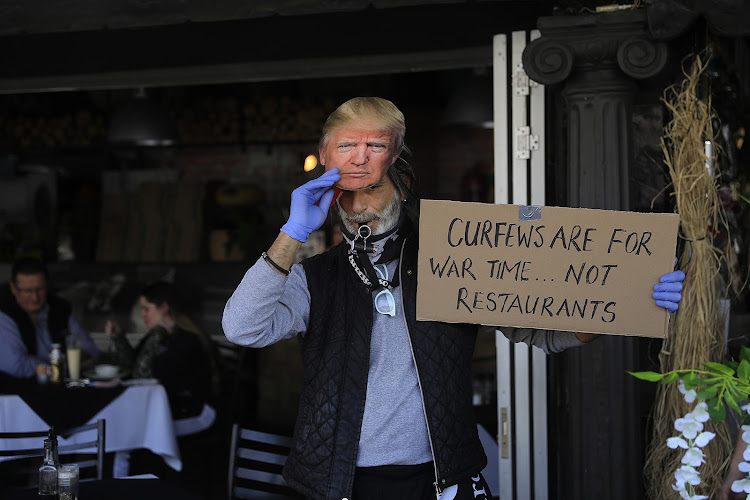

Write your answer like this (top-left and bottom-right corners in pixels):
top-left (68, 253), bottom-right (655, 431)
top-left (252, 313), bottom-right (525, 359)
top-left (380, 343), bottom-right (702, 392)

top-left (0, 419), bottom-right (106, 485)
top-left (227, 424), bottom-right (301, 500)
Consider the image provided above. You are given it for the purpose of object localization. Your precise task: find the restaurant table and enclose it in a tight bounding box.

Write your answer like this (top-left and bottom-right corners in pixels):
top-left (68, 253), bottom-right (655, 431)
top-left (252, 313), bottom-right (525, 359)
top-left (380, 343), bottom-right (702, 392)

top-left (2, 478), bottom-right (206, 500)
top-left (0, 381), bottom-right (182, 471)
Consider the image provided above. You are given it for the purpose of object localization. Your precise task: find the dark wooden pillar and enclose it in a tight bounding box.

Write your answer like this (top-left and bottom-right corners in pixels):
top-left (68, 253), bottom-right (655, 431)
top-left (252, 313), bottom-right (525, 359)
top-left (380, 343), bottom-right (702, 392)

top-left (522, 10), bottom-right (668, 500)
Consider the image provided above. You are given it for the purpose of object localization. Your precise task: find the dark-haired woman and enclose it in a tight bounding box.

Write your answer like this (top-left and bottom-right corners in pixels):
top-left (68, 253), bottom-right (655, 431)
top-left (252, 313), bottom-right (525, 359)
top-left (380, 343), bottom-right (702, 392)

top-left (105, 281), bottom-right (216, 419)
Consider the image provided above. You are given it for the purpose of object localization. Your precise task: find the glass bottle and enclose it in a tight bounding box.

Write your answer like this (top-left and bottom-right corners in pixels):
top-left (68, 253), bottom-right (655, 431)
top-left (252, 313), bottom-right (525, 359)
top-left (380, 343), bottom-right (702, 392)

top-left (49, 343), bottom-right (63, 385)
top-left (38, 430), bottom-right (60, 496)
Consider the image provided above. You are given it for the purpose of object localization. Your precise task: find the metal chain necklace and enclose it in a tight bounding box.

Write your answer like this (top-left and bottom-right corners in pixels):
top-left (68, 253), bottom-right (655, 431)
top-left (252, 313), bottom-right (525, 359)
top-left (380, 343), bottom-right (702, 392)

top-left (348, 254), bottom-right (392, 289)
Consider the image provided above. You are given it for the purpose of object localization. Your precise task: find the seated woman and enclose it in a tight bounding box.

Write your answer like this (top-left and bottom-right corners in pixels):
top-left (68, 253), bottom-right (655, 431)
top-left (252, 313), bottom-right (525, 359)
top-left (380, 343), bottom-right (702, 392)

top-left (105, 281), bottom-right (216, 420)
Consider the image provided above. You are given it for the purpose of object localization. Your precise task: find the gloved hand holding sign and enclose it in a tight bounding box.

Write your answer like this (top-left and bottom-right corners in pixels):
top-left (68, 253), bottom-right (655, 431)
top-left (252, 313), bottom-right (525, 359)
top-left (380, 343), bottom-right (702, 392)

top-left (281, 168), bottom-right (341, 243)
top-left (653, 258), bottom-right (686, 313)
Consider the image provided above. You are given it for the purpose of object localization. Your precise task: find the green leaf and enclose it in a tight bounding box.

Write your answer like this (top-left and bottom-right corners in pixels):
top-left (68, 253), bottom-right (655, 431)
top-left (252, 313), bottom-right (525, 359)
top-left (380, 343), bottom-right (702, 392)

top-left (697, 385), bottom-right (719, 399)
top-left (741, 346), bottom-right (750, 364)
top-left (702, 377), bottom-right (723, 384)
top-left (684, 372), bottom-right (700, 389)
top-left (661, 372), bottom-right (680, 385)
top-left (739, 360), bottom-right (750, 384)
top-left (725, 392), bottom-right (741, 414)
top-left (627, 371), bottom-right (664, 382)
top-left (736, 384), bottom-right (750, 398)
top-left (707, 397), bottom-right (727, 422)
top-left (702, 362), bottom-right (735, 376)
top-left (728, 382), bottom-right (745, 402)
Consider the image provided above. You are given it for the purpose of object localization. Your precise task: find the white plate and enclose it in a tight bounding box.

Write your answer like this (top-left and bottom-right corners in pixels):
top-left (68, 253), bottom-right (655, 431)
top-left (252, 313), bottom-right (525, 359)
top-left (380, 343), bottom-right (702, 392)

top-left (83, 369), bottom-right (128, 381)
top-left (121, 378), bottom-right (159, 386)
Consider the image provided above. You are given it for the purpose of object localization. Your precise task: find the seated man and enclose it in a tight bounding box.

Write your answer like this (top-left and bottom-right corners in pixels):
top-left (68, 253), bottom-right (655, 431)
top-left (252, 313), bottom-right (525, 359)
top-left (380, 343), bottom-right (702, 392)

top-left (0, 257), bottom-right (100, 379)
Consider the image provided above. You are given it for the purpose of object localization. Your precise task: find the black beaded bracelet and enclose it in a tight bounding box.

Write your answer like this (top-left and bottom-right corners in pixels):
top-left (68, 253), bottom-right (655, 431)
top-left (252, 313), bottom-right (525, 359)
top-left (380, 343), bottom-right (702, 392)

top-left (262, 251), bottom-right (290, 276)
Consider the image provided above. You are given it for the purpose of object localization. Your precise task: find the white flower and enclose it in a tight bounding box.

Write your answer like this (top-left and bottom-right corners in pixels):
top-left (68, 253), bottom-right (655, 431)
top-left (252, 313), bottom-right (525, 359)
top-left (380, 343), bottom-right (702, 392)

top-left (731, 477), bottom-right (750, 493)
top-left (668, 392), bottom-right (738, 500)
top-left (681, 446), bottom-right (705, 467)
top-left (743, 444), bottom-right (750, 462)
top-left (672, 483), bottom-right (708, 500)
top-left (742, 425), bottom-right (750, 445)
top-left (679, 379), bottom-right (697, 403)
top-left (668, 436), bottom-right (689, 449)
top-left (694, 431), bottom-right (715, 448)
top-left (674, 465), bottom-right (702, 486)
top-left (739, 461), bottom-right (750, 473)
top-left (675, 416), bottom-right (704, 440)
top-left (690, 402), bottom-right (710, 423)
top-left (741, 402), bottom-right (750, 413)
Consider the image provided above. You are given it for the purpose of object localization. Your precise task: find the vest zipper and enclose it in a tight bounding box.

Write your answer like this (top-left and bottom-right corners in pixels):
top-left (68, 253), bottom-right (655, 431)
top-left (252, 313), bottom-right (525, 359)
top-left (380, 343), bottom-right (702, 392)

top-left (397, 239), bottom-right (443, 496)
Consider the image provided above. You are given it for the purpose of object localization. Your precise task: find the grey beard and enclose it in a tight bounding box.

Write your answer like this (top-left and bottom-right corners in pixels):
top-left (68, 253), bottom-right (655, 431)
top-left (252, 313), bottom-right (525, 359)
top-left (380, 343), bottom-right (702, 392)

top-left (337, 191), bottom-right (402, 236)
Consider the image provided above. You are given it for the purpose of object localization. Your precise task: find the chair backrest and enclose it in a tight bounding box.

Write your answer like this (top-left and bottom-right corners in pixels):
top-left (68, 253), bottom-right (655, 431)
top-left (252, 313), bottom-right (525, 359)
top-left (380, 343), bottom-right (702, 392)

top-left (227, 424), bottom-right (301, 500)
top-left (0, 419), bottom-right (106, 484)
top-left (58, 419), bottom-right (106, 481)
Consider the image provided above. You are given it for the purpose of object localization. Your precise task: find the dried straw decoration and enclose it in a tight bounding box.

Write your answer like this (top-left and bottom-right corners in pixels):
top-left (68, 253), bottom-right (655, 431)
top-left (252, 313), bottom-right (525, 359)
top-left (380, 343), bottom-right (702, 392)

top-left (643, 54), bottom-right (734, 499)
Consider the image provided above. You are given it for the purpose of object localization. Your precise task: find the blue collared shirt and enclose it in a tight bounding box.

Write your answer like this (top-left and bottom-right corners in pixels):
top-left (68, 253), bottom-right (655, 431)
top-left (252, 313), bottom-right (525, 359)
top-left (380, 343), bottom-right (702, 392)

top-left (0, 303), bottom-right (100, 378)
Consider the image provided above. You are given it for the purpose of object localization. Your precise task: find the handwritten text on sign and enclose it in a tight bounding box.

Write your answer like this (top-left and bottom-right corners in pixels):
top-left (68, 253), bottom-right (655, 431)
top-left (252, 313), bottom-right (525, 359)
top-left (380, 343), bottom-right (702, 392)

top-left (416, 200), bottom-right (680, 338)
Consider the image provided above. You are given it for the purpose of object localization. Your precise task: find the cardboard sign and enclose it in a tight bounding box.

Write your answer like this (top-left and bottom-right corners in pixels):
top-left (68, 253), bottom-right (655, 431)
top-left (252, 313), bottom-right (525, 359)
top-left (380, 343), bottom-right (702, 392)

top-left (416, 200), bottom-right (680, 338)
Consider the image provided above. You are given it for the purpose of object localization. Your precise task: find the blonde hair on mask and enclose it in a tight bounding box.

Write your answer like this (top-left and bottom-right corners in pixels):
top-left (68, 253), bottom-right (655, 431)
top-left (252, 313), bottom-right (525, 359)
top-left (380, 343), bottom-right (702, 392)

top-left (319, 97), bottom-right (406, 155)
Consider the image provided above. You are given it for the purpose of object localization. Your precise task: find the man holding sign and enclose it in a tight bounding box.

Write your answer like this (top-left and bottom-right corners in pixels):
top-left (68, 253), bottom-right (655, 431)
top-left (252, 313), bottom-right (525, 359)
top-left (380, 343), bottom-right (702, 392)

top-left (222, 97), bottom-right (684, 500)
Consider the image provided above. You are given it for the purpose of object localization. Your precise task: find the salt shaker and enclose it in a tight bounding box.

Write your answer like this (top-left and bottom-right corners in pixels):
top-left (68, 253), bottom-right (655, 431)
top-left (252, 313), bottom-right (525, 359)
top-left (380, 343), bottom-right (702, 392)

top-left (58, 464), bottom-right (79, 500)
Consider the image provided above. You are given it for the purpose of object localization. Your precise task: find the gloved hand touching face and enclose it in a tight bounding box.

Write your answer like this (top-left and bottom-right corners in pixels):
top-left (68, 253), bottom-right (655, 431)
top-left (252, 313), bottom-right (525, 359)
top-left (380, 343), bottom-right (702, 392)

top-left (281, 168), bottom-right (341, 243)
top-left (652, 258), bottom-right (686, 313)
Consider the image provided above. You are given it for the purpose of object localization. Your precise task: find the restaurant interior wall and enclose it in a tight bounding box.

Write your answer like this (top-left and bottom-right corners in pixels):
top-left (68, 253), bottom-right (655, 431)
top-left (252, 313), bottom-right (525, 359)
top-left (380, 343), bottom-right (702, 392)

top-left (0, 71), bottom-right (496, 436)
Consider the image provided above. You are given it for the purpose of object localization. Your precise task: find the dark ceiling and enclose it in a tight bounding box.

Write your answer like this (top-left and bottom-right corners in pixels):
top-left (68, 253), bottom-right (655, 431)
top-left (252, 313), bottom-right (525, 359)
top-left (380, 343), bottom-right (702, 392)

top-left (0, 0), bottom-right (542, 35)
top-left (1, 0), bottom-right (748, 94)
top-left (0, 0), bottom-right (550, 93)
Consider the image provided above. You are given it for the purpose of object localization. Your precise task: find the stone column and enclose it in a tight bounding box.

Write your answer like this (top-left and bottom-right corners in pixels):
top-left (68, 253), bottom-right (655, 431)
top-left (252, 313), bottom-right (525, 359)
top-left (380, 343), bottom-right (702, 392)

top-left (522, 10), bottom-right (669, 499)
top-left (523, 9), bottom-right (668, 209)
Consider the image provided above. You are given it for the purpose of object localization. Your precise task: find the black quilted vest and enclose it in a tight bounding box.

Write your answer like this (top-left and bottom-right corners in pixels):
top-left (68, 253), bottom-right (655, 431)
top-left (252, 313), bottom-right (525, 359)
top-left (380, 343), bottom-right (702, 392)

top-left (0, 283), bottom-right (71, 356)
top-left (285, 236), bottom-right (486, 500)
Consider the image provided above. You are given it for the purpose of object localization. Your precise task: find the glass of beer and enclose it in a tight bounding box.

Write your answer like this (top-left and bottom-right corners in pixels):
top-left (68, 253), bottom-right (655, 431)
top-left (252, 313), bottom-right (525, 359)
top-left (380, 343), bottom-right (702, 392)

top-left (65, 335), bottom-right (81, 380)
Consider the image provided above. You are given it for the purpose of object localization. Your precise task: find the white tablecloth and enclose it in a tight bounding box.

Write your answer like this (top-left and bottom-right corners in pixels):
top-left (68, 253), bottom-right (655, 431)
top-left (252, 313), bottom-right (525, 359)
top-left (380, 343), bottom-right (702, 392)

top-left (0, 383), bottom-right (182, 471)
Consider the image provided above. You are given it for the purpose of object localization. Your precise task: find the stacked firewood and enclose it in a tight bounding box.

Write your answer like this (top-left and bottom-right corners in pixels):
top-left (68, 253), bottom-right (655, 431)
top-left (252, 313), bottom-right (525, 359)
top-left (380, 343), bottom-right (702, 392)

top-left (0, 110), bottom-right (106, 149)
top-left (0, 93), bottom-right (337, 149)
top-left (174, 94), bottom-right (335, 144)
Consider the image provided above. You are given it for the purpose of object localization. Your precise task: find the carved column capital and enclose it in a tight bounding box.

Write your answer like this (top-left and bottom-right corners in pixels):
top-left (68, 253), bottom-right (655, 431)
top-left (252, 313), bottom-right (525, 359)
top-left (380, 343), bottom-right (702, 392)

top-left (523, 10), bottom-right (669, 85)
top-left (617, 36), bottom-right (669, 79)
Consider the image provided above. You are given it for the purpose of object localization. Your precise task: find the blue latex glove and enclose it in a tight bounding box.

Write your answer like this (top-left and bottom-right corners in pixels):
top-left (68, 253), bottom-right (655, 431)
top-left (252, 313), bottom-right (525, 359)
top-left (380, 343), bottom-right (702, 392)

top-left (281, 168), bottom-right (341, 243)
top-left (653, 259), bottom-right (685, 313)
